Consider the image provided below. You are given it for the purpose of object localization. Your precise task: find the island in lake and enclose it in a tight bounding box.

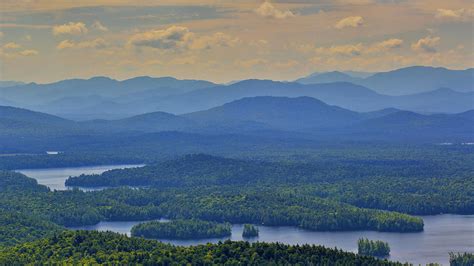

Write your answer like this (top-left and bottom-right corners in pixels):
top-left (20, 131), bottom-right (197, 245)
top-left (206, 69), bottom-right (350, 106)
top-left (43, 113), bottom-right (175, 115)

top-left (131, 219), bottom-right (231, 240)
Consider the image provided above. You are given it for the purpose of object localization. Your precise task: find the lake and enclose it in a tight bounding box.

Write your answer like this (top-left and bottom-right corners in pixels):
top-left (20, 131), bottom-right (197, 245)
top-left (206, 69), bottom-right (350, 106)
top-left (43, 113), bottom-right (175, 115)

top-left (70, 215), bottom-right (474, 265)
top-left (16, 164), bottom-right (144, 190)
top-left (18, 165), bottom-right (474, 264)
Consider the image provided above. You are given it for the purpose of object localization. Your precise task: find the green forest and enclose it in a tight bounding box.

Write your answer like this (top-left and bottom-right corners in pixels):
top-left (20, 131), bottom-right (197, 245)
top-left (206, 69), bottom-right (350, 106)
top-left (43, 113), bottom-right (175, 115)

top-left (0, 146), bottom-right (473, 264)
top-left (449, 252), bottom-right (474, 266)
top-left (242, 224), bottom-right (259, 238)
top-left (131, 219), bottom-right (231, 240)
top-left (358, 238), bottom-right (391, 257)
top-left (0, 230), bottom-right (407, 265)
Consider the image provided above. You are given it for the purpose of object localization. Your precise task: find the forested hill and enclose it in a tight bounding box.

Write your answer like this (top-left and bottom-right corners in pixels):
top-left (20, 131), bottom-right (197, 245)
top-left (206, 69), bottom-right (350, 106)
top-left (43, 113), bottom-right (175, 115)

top-left (0, 230), bottom-right (406, 265)
top-left (65, 153), bottom-right (473, 188)
top-left (184, 96), bottom-right (362, 130)
top-left (2, 100), bottom-right (473, 155)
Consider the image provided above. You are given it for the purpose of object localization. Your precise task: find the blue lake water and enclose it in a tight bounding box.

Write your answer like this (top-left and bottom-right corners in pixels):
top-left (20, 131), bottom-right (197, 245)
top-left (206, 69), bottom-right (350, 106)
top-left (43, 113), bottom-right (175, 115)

top-left (19, 165), bottom-right (474, 265)
top-left (16, 164), bottom-right (144, 190)
top-left (69, 215), bottom-right (474, 265)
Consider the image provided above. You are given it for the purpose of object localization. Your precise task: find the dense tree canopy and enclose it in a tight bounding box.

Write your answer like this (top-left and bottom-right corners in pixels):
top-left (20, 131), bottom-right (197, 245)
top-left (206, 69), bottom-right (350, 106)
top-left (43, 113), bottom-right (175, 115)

top-left (358, 238), bottom-right (390, 257)
top-left (242, 224), bottom-right (259, 238)
top-left (449, 252), bottom-right (474, 266)
top-left (132, 219), bottom-right (231, 240)
top-left (0, 231), bottom-right (407, 265)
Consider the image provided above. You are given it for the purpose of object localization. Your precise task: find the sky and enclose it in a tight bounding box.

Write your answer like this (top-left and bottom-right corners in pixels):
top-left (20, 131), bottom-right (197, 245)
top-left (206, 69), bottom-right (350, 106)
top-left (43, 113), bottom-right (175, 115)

top-left (0, 0), bottom-right (472, 83)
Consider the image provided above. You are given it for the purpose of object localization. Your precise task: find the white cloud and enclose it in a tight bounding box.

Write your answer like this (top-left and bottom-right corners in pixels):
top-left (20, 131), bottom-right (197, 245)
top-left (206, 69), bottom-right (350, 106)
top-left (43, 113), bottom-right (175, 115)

top-left (255, 1), bottom-right (295, 19)
top-left (312, 38), bottom-right (402, 57)
top-left (435, 8), bottom-right (473, 21)
top-left (129, 26), bottom-right (239, 51)
top-left (56, 40), bottom-right (75, 49)
top-left (19, 49), bottom-right (38, 56)
top-left (52, 22), bottom-right (88, 36)
top-left (411, 36), bottom-right (440, 53)
top-left (316, 44), bottom-right (363, 56)
top-left (92, 20), bottom-right (108, 32)
top-left (57, 38), bottom-right (108, 50)
top-left (368, 38), bottom-right (403, 52)
top-left (129, 26), bottom-right (193, 50)
top-left (335, 16), bottom-right (364, 29)
top-left (3, 42), bottom-right (21, 49)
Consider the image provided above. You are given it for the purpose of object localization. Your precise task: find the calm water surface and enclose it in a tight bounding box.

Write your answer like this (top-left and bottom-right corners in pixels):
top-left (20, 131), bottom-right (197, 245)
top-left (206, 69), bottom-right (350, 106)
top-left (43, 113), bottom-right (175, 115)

top-left (70, 215), bottom-right (474, 265)
top-left (18, 165), bottom-right (474, 265)
top-left (17, 164), bottom-right (144, 190)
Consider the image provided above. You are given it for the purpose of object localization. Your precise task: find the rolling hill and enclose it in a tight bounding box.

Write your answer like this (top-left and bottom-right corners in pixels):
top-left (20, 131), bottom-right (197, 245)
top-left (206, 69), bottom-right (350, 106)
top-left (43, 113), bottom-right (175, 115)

top-left (0, 106), bottom-right (78, 136)
top-left (185, 96), bottom-right (362, 131)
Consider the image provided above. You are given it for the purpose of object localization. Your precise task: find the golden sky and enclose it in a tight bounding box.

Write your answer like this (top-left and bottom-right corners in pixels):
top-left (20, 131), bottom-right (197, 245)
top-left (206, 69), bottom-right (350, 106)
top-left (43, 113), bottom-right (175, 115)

top-left (0, 0), bottom-right (472, 83)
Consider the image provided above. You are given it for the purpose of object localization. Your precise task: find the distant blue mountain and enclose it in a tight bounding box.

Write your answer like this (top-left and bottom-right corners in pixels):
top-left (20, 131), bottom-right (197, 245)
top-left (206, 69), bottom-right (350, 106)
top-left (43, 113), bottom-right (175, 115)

top-left (87, 111), bottom-right (196, 133)
top-left (360, 66), bottom-right (474, 95)
top-left (0, 81), bottom-right (25, 88)
top-left (157, 79), bottom-right (473, 114)
top-left (2, 95), bottom-right (472, 143)
top-left (296, 71), bottom-right (363, 84)
top-left (185, 96), bottom-right (362, 131)
top-left (1, 66), bottom-right (472, 120)
top-left (297, 66), bottom-right (474, 95)
top-left (0, 76), bottom-right (216, 106)
top-left (0, 106), bottom-right (78, 136)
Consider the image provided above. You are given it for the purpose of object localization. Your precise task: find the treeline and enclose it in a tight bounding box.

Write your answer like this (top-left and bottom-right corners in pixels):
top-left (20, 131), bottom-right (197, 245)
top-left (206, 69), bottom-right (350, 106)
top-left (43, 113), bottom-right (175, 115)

top-left (131, 219), bottom-right (231, 240)
top-left (242, 224), bottom-right (259, 238)
top-left (0, 230), bottom-right (407, 265)
top-left (66, 154), bottom-right (474, 216)
top-left (358, 238), bottom-right (390, 257)
top-left (66, 153), bottom-right (474, 188)
top-left (0, 170), bottom-right (49, 193)
top-left (0, 170), bottom-right (423, 233)
top-left (449, 252), bottom-right (474, 266)
top-left (307, 176), bottom-right (474, 215)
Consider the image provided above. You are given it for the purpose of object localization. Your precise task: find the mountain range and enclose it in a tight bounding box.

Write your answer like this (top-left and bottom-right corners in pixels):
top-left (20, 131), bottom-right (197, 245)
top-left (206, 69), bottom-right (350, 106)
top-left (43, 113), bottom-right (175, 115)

top-left (1, 96), bottom-right (472, 145)
top-left (297, 66), bottom-right (474, 96)
top-left (0, 66), bottom-right (472, 120)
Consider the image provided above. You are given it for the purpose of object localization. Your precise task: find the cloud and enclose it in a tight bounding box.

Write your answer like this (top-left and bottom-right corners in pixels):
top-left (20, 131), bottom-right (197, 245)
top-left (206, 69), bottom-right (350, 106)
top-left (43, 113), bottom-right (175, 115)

top-left (411, 36), bottom-right (440, 53)
top-left (57, 38), bottom-right (108, 50)
top-left (0, 32), bottom-right (3, 38)
top-left (368, 38), bottom-right (403, 52)
top-left (129, 26), bottom-right (239, 51)
top-left (3, 42), bottom-right (21, 49)
top-left (435, 8), bottom-right (473, 21)
top-left (335, 16), bottom-right (364, 29)
top-left (52, 22), bottom-right (88, 35)
top-left (19, 49), bottom-right (38, 56)
top-left (129, 26), bottom-right (193, 50)
top-left (312, 38), bottom-right (402, 57)
top-left (92, 20), bottom-right (109, 31)
top-left (316, 44), bottom-right (363, 56)
top-left (255, 1), bottom-right (295, 19)
top-left (56, 40), bottom-right (75, 49)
